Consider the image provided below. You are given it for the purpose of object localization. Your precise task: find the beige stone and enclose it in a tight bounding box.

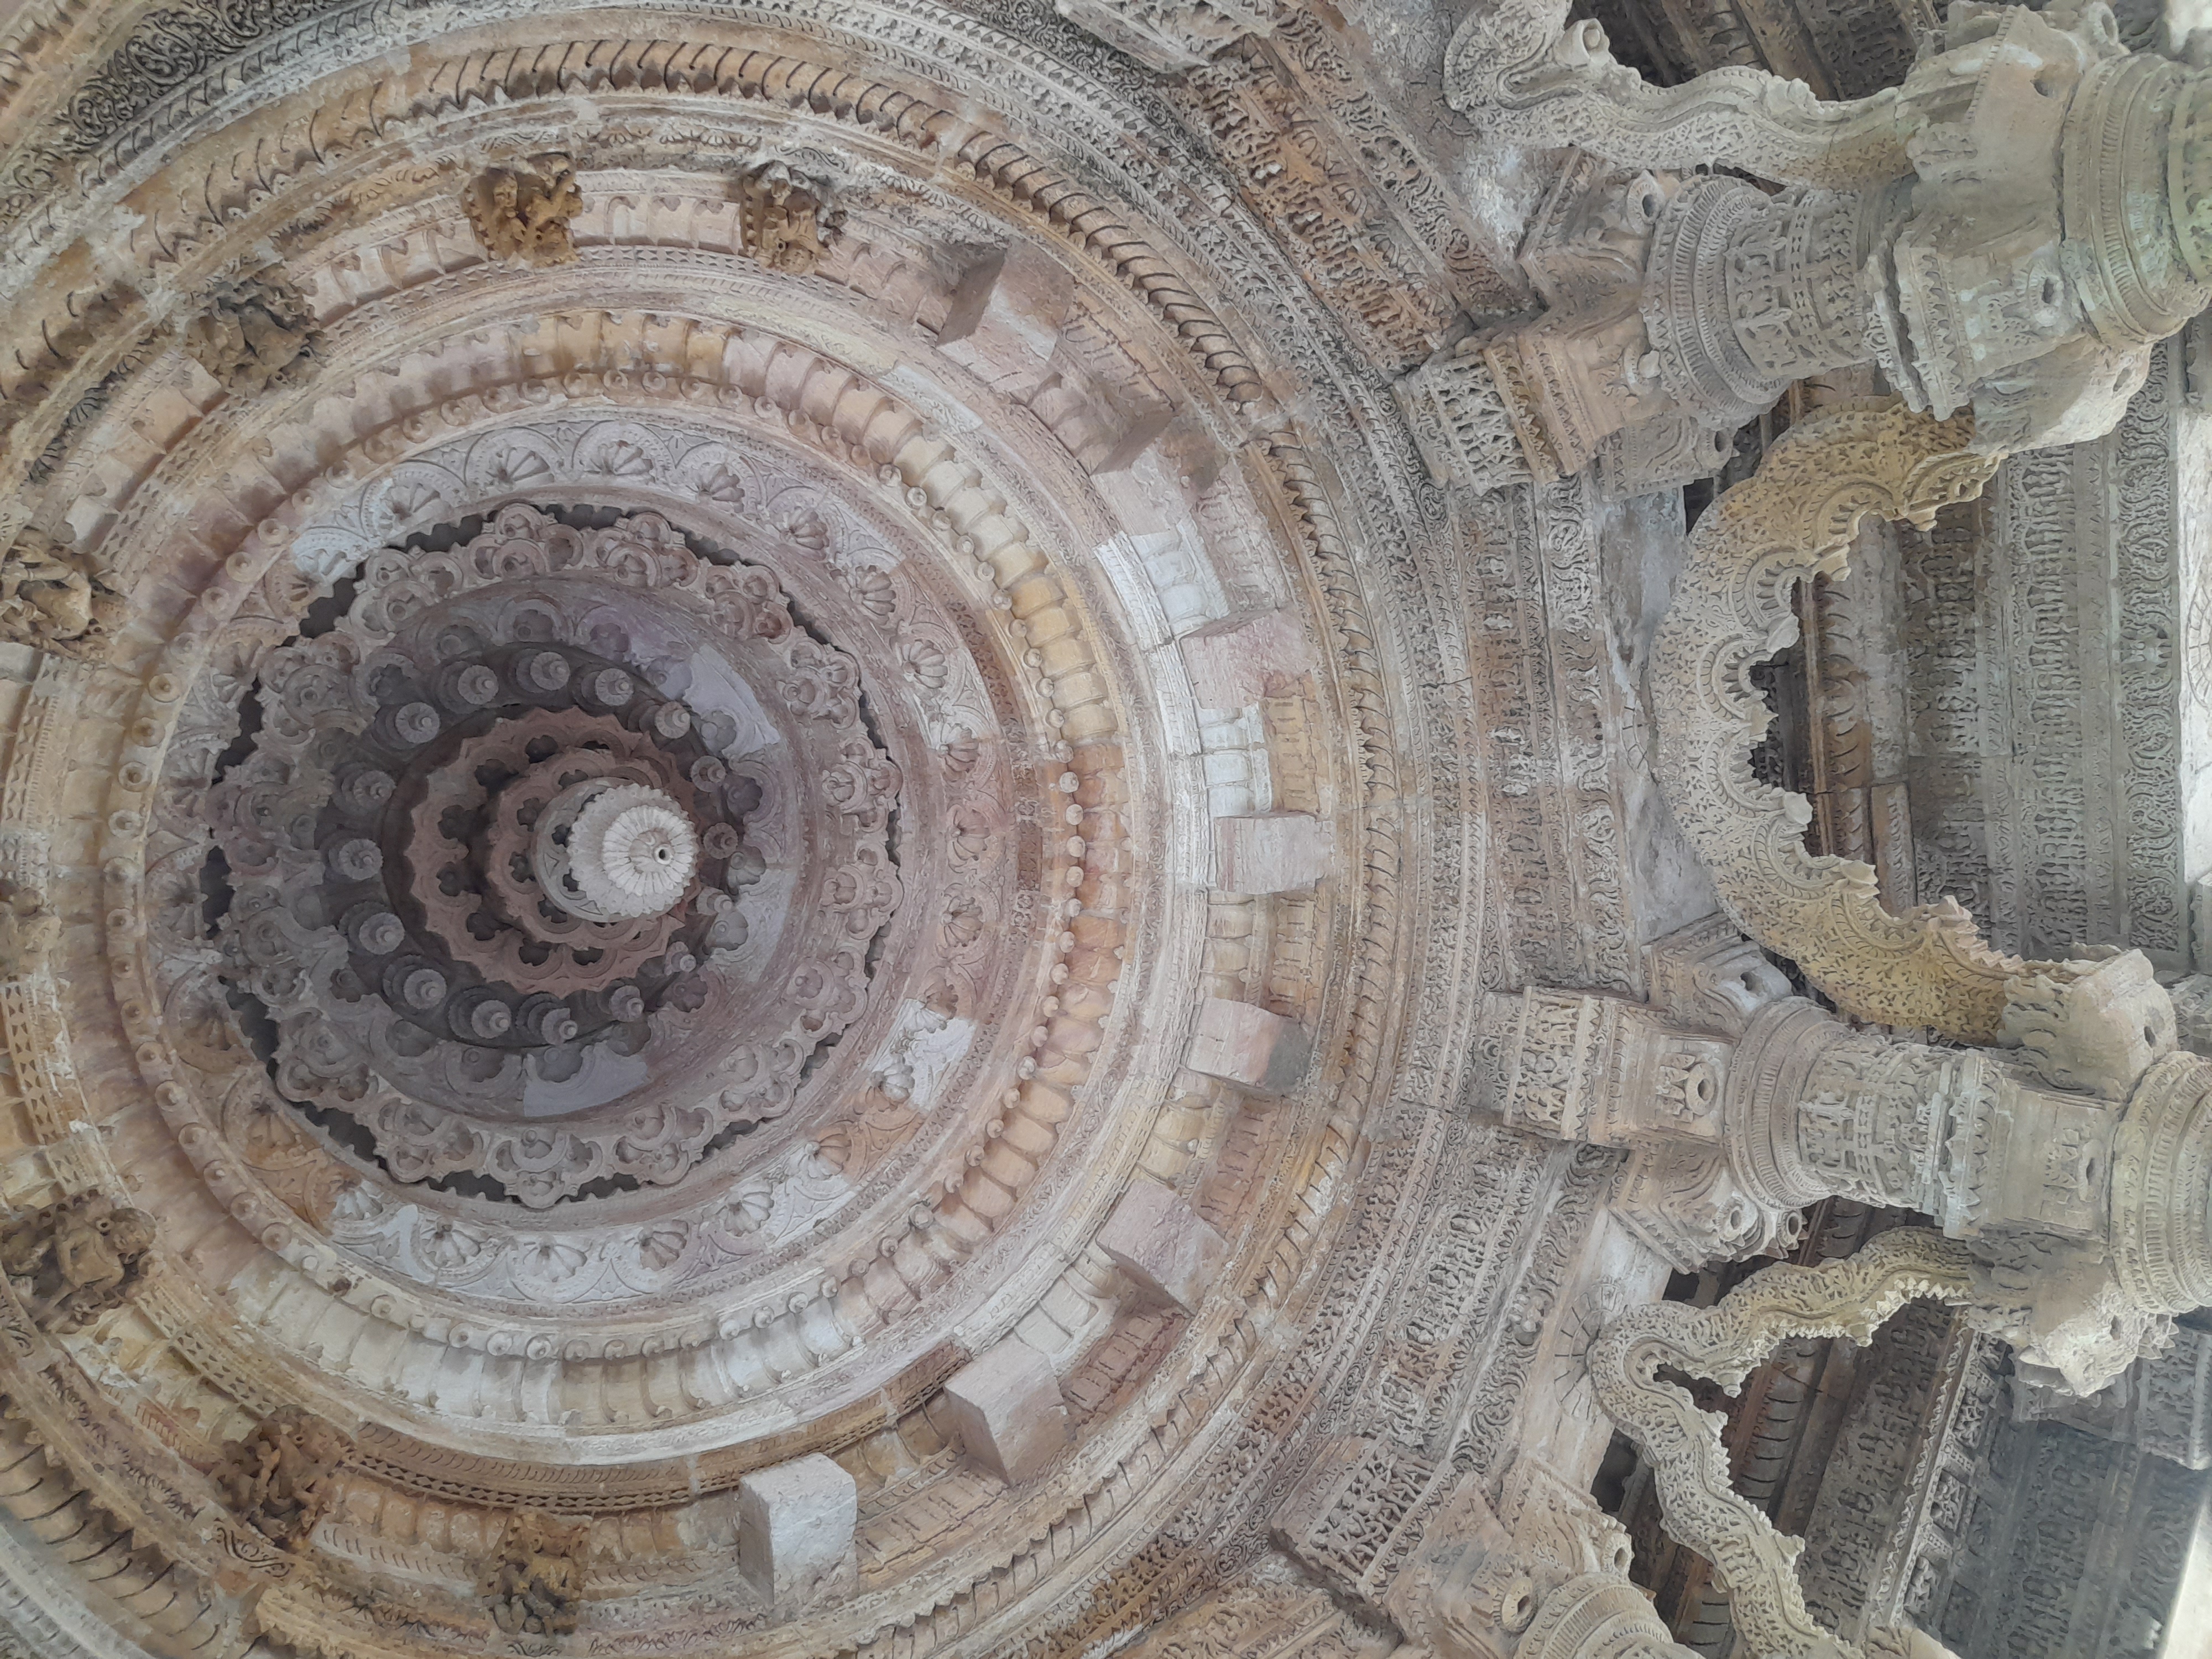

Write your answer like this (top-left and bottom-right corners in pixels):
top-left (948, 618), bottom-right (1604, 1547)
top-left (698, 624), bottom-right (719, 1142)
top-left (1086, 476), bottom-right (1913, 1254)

top-left (941, 1338), bottom-right (1070, 1485)
top-left (1177, 611), bottom-right (1310, 711)
top-left (1186, 997), bottom-right (1309, 1092)
top-left (1096, 1179), bottom-right (1225, 1313)
top-left (737, 1454), bottom-right (856, 1612)
top-left (1212, 811), bottom-right (1329, 894)
top-left (937, 244), bottom-right (1074, 394)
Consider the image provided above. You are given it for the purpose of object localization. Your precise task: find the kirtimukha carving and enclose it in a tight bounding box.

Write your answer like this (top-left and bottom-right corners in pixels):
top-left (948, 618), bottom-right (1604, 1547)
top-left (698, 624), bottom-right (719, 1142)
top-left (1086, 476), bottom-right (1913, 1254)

top-left (211, 1406), bottom-right (353, 1549)
top-left (181, 272), bottom-right (320, 395)
top-left (1420, 1), bottom-right (2212, 492)
top-left (0, 529), bottom-right (122, 661)
top-left (0, 1193), bottom-right (156, 1332)
top-left (479, 1509), bottom-right (592, 1636)
top-left (463, 155), bottom-right (585, 267)
top-left (735, 161), bottom-right (833, 274)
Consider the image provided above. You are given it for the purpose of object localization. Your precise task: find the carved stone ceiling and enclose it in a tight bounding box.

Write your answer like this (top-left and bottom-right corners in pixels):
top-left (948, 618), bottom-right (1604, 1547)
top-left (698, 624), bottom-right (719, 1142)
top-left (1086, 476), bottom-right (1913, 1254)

top-left (0, 2), bottom-right (1601, 1656)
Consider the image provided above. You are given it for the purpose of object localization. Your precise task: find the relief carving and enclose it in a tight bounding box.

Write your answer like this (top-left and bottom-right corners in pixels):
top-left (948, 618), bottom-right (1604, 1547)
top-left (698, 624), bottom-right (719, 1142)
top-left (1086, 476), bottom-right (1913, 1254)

top-left (0, 529), bottom-right (122, 662)
top-left (0, 880), bottom-right (58, 982)
top-left (0, 1192), bottom-right (156, 1332)
top-left (479, 1509), bottom-right (592, 1637)
top-left (211, 1405), bottom-right (353, 1549)
top-left (463, 154), bottom-right (585, 267)
top-left (735, 160), bottom-right (835, 274)
top-left (181, 271), bottom-right (320, 395)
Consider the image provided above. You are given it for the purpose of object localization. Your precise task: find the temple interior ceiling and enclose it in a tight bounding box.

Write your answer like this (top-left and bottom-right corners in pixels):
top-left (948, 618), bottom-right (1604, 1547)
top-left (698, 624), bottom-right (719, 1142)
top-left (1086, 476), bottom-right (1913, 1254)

top-left (0, 1), bottom-right (2208, 1657)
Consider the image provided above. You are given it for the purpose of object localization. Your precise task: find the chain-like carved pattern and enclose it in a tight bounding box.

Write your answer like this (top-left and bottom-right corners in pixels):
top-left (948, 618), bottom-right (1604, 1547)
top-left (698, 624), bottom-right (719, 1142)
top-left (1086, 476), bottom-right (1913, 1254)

top-left (1646, 398), bottom-right (2086, 1040)
top-left (1442, 0), bottom-right (1911, 188)
top-left (1586, 1228), bottom-right (1980, 1658)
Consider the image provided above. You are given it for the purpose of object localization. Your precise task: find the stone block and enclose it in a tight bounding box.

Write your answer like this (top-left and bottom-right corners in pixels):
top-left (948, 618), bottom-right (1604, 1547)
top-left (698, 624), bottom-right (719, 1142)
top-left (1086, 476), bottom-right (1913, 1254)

top-left (1187, 997), bottom-right (1308, 1092)
top-left (937, 243), bottom-right (1072, 393)
top-left (1178, 611), bottom-right (1310, 710)
top-left (1097, 1178), bottom-right (1225, 1312)
top-left (942, 1338), bottom-right (1069, 1485)
top-left (1213, 812), bottom-right (1329, 893)
top-left (737, 1453), bottom-right (857, 1613)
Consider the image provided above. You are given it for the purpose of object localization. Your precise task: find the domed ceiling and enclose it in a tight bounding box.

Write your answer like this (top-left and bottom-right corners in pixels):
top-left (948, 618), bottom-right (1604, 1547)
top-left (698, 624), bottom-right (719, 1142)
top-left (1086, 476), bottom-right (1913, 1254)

top-left (0, 1), bottom-right (1632, 1655)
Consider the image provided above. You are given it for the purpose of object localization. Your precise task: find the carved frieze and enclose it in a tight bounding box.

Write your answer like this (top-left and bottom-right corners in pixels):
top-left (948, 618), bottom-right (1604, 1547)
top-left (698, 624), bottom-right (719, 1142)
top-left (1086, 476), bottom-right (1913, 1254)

top-left (1903, 342), bottom-right (2199, 972)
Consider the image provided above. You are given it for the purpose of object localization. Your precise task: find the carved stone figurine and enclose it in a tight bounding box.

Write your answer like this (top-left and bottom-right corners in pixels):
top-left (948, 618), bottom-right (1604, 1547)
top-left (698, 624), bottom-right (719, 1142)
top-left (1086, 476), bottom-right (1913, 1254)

top-left (0, 529), bottom-right (122, 661)
top-left (0, 880), bottom-right (58, 981)
top-left (0, 1192), bottom-right (156, 1332)
top-left (463, 155), bottom-right (585, 268)
top-left (737, 161), bottom-right (833, 275)
top-left (479, 1508), bottom-right (591, 1636)
top-left (181, 272), bottom-right (320, 396)
top-left (211, 1405), bottom-right (352, 1549)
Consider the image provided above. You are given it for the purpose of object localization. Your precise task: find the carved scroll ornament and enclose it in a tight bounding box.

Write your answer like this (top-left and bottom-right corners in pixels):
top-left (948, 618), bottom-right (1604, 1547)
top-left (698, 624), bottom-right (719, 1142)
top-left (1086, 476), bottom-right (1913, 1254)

top-left (1442, 0), bottom-right (1911, 188)
top-left (1585, 1229), bottom-right (1980, 1658)
top-left (1644, 399), bottom-right (2088, 1041)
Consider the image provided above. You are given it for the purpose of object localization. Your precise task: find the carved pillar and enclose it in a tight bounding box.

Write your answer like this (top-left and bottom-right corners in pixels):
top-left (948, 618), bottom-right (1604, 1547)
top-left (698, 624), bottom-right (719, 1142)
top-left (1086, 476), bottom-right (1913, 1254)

top-left (1483, 947), bottom-right (2211, 1396)
top-left (1427, 1), bottom-right (2212, 495)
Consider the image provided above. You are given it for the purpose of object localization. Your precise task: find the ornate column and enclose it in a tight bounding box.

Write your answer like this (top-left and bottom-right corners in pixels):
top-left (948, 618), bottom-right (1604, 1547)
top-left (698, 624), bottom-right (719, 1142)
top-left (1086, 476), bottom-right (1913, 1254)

top-left (1413, 0), bottom-right (2212, 494)
top-left (1483, 948), bottom-right (2207, 1396)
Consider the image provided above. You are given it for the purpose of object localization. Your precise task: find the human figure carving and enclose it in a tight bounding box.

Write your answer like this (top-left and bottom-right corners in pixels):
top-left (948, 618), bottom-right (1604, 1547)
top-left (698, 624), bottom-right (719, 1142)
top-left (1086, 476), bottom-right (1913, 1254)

top-left (0, 529), bottom-right (122, 661)
top-left (211, 1405), bottom-right (352, 1548)
top-left (0, 1192), bottom-right (156, 1331)
top-left (181, 273), bottom-right (320, 395)
top-left (0, 880), bottom-right (58, 981)
top-left (463, 155), bottom-right (585, 268)
top-left (738, 161), bottom-right (832, 275)
top-left (479, 1508), bottom-right (591, 1636)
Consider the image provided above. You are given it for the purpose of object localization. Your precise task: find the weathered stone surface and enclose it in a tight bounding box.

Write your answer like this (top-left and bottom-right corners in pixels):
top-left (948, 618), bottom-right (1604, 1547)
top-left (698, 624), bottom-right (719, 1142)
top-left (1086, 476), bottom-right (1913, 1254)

top-left (0, 3), bottom-right (2199, 1658)
top-left (1187, 997), bottom-right (1310, 1091)
top-left (1212, 811), bottom-right (1329, 893)
top-left (942, 1338), bottom-right (1071, 1485)
top-left (738, 1454), bottom-right (857, 1611)
top-left (1097, 1179), bottom-right (1226, 1312)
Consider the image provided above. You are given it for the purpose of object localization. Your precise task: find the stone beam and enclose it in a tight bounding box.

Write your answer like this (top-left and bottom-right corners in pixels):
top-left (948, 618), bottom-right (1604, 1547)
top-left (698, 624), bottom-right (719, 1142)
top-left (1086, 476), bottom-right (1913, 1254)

top-left (737, 1454), bottom-right (856, 1614)
top-left (1186, 997), bottom-right (1308, 1092)
top-left (941, 1338), bottom-right (1070, 1485)
top-left (1096, 1179), bottom-right (1226, 1313)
